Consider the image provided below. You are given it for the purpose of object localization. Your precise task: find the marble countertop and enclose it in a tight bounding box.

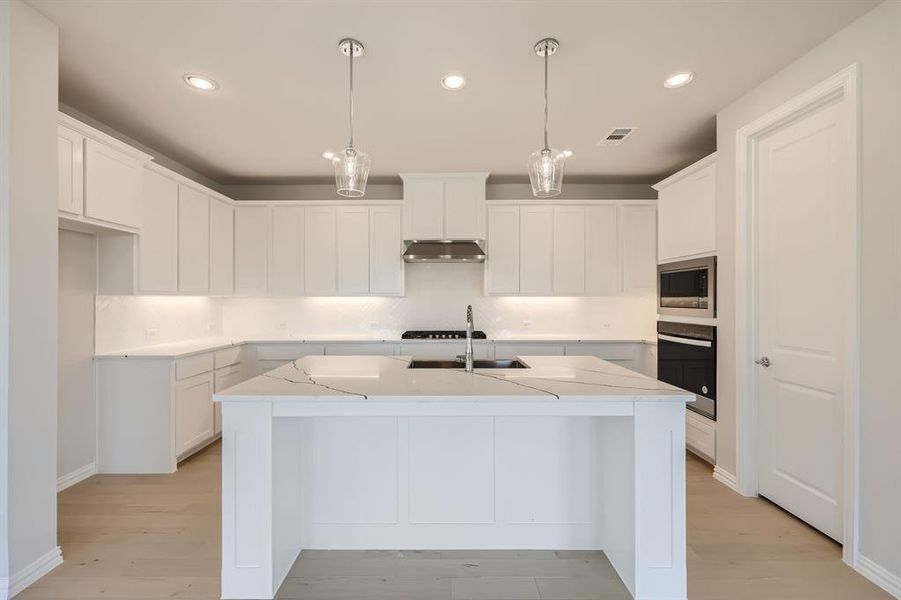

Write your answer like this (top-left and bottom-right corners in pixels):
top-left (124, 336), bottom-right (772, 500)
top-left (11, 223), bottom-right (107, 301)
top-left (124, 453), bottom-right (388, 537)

top-left (95, 336), bottom-right (655, 360)
top-left (215, 355), bottom-right (691, 403)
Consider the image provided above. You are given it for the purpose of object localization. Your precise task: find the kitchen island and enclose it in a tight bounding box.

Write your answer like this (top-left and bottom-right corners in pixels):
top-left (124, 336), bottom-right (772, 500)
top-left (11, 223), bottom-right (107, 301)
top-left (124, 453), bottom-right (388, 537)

top-left (215, 355), bottom-right (692, 600)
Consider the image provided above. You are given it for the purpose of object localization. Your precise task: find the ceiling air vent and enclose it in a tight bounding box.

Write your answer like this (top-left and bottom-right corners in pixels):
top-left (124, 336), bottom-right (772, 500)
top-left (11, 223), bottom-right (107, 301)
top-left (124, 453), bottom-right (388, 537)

top-left (597, 127), bottom-right (637, 147)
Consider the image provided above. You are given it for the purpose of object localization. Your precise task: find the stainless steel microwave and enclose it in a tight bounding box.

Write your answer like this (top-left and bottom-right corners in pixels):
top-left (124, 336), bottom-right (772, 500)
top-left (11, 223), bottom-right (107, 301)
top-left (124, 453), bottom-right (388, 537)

top-left (657, 256), bottom-right (716, 318)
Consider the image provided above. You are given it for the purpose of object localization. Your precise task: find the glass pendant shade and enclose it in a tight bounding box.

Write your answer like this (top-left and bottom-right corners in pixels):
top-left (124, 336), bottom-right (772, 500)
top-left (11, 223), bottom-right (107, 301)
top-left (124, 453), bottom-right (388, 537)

top-left (528, 147), bottom-right (566, 198)
top-left (334, 146), bottom-right (370, 198)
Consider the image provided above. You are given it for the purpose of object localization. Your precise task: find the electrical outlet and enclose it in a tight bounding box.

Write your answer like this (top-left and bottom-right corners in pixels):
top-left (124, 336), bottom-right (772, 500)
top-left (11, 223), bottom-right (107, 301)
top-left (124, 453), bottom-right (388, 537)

top-left (369, 321), bottom-right (379, 330)
top-left (522, 319), bottom-right (533, 328)
top-left (145, 328), bottom-right (158, 341)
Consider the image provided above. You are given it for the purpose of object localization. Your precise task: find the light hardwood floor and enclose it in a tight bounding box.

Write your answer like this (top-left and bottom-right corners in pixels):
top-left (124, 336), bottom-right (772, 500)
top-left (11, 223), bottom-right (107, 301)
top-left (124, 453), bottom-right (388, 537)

top-left (18, 442), bottom-right (891, 599)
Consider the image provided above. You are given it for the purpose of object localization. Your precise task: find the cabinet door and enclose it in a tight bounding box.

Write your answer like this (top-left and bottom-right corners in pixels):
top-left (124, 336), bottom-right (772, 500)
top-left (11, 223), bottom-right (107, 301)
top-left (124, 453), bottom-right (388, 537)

top-left (369, 206), bottom-right (403, 295)
top-left (486, 206), bottom-right (519, 294)
top-left (553, 207), bottom-right (586, 294)
top-left (403, 178), bottom-right (444, 240)
top-left (519, 206), bottom-right (554, 294)
top-left (175, 372), bottom-right (214, 457)
top-left (658, 163), bottom-right (716, 261)
top-left (444, 177), bottom-right (485, 239)
top-left (586, 205), bottom-right (620, 295)
top-left (270, 206), bottom-right (305, 295)
top-left (84, 138), bottom-right (142, 228)
top-left (620, 205), bottom-right (657, 293)
top-left (305, 207), bottom-right (338, 294)
top-left (337, 206), bottom-right (370, 293)
top-left (209, 198), bottom-right (234, 295)
top-left (138, 169), bottom-right (178, 292)
top-left (177, 185), bottom-right (210, 293)
top-left (57, 126), bottom-right (84, 216)
top-left (234, 206), bottom-right (269, 294)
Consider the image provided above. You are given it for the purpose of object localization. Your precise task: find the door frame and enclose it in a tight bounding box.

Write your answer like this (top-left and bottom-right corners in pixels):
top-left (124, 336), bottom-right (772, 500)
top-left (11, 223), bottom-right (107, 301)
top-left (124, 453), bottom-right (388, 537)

top-left (734, 64), bottom-right (859, 564)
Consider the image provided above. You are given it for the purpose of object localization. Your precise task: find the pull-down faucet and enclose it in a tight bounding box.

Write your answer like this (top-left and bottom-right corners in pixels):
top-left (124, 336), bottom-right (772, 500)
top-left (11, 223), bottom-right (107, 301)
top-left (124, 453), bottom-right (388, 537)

top-left (464, 304), bottom-right (474, 372)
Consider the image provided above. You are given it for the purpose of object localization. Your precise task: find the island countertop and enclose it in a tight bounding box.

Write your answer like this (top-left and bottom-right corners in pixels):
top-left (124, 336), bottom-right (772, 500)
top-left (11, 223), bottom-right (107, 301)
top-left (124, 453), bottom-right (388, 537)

top-left (214, 354), bottom-right (693, 404)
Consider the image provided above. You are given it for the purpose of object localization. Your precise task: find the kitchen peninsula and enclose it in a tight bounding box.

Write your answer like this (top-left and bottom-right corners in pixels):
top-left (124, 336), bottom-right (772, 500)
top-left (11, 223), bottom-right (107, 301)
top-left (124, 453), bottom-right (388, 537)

top-left (216, 354), bottom-right (693, 600)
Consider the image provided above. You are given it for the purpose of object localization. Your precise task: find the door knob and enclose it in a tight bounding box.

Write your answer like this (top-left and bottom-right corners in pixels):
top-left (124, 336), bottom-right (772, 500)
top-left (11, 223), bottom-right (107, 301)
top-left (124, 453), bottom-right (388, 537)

top-left (755, 356), bottom-right (771, 368)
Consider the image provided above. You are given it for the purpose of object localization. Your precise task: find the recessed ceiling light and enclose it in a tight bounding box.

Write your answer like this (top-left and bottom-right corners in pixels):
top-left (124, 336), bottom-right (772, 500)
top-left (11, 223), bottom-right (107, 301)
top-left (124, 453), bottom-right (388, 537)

top-left (183, 74), bottom-right (218, 91)
top-left (441, 74), bottom-right (466, 90)
top-left (664, 71), bottom-right (694, 89)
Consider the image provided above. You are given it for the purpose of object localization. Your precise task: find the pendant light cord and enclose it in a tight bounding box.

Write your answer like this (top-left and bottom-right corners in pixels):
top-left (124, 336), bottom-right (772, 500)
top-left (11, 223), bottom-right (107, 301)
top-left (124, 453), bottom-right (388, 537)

top-left (543, 40), bottom-right (549, 151)
top-left (348, 45), bottom-right (355, 149)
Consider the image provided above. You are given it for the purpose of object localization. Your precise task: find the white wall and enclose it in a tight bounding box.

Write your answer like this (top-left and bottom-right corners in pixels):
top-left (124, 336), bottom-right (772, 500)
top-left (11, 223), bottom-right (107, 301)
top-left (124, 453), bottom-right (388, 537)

top-left (222, 262), bottom-right (657, 341)
top-left (58, 231), bottom-right (97, 484)
top-left (714, 0), bottom-right (900, 584)
top-left (0, 0), bottom-right (61, 594)
top-left (94, 295), bottom-right (223, 354)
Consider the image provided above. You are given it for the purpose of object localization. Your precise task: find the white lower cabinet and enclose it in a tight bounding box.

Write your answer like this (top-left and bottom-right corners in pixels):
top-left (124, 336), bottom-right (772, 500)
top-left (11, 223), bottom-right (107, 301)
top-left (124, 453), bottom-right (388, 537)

top-left (563, 342), bottom-right (650, 375)
top-left (175, 372), bottom-right (214, 458)
top-left (398, 342), bottom-right (493, 360)
top-left (324, 343), bottom-right (399, 356)
top-left (686, 410), bottom-right (716, 462)
top-left (97, 347), bottom-right (250, 474)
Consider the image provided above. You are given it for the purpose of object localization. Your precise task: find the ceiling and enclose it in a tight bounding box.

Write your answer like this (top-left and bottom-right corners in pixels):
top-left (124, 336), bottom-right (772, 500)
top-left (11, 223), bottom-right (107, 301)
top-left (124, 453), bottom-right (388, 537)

top-left (30, 0), bottom-right (877, 184)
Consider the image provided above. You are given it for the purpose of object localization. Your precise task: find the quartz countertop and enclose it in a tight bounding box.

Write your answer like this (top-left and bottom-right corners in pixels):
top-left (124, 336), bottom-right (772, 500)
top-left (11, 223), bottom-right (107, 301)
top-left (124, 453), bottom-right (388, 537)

top-left (95, 335), bottom-right (655, 360)
top-left (215, 355), bottom-right (690, 403)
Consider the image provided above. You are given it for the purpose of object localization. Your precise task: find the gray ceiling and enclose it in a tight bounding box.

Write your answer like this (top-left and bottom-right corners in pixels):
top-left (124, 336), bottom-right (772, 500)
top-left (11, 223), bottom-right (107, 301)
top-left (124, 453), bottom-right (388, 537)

top-left (31, 0), bottom-right (878, 184)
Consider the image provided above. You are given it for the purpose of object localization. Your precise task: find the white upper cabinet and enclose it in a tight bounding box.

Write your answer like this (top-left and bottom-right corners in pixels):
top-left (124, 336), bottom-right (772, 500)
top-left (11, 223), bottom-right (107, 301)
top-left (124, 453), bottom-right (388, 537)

top-left (401, 173), bottom-right (488, 240)
top-left (620, 205), bottom-right (657, 293)
top-left (209, 197), bottom-right (234, 295)
top-left (337, 207), bottom-right (370, 294)
top-left (485, 206), bottom-right (519, 294)
top-left (177, 185), bottom-right (210, 293)
top-left (586, 205), bottom-right (619, 295)
top-left (484, 201), bottom-right (655, 297)
top-left (369, 206), bottom-right (404, 296)
top-left (519, 206), bottom-right (554, 294)
top-left (553, 206), bottom-right (586, 294)
top-left (305, 207), bottom-right (338, 295)
top-left (84, 138), bottom-right (144, 229)
top-left (139, 168), bottom-right (178, 293)
top-left (269, 206), bottom-right (305, 296)
top-left (234, 206), bottom-right (269, 295)
top-left (57, 125), bottom-right (84, 216)
top-left (653, 153), bottom-right (716, 262)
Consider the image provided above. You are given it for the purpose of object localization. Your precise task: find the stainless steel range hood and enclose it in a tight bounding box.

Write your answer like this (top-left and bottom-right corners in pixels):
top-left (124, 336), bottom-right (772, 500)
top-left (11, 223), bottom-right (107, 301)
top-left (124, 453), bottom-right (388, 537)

top-left (403, 240), bottom-right (486, 263)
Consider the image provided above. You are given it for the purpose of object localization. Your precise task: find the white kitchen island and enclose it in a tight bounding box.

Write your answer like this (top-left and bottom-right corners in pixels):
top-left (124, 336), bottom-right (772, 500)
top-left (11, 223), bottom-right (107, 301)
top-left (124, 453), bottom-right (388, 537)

top-left (215, 355), bottom-right (692, 600)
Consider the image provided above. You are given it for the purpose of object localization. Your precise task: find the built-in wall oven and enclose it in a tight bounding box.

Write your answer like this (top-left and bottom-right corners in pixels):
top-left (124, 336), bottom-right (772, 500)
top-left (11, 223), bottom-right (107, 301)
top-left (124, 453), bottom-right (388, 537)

top-left (657, 321), bottom-right (716, 420)
top-left (657, 256), bottom-right (716, 318)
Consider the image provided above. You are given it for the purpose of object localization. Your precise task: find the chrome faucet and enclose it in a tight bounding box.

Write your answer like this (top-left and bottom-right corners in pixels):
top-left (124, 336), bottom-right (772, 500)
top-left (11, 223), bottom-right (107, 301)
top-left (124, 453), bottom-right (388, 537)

top-left (464, 304), bottom-right (474, 372)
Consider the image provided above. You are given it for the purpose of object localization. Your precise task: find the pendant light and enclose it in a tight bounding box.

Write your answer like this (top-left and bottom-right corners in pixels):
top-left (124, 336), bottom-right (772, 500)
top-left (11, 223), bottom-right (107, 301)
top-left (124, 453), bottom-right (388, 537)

top-left (333, 38), bottom-right (370, 197)
top-left (528, 38), bottom-right (567, 198)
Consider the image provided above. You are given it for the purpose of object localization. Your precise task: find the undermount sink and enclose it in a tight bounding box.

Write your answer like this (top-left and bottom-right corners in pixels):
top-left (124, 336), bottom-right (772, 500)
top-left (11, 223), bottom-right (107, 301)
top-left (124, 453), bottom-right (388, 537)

top-left (408, 359), bottom-right (529, 369)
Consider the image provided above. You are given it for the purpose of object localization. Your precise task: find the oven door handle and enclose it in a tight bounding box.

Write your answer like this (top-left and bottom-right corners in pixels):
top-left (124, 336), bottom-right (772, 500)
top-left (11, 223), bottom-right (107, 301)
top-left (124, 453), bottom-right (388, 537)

top-left (657, 333), bottom-right (713, 348)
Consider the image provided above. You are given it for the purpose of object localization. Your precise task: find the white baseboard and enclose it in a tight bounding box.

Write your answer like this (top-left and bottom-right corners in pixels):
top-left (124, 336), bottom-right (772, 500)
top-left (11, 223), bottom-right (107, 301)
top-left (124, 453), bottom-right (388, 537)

top-left (712, 466), bottom-right (739, 492)
top-left (855, 552), bottom-right (901, 599)
top-left (57, 462), bottom-right (96, 492)
top-left (0, 546), bottom-right (63, 599)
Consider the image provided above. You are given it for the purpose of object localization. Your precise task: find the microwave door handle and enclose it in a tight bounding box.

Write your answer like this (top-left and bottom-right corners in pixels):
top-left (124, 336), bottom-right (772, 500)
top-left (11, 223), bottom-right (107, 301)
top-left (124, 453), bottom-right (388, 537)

top-left (657, 333), bottom-right (713, 348)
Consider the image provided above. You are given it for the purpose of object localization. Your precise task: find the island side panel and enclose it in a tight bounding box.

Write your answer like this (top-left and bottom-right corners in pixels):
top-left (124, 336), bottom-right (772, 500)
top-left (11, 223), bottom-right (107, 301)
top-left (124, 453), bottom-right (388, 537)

top-left (596, 416), bottom-right (636, 596)
top-left (633, 401), bottom-right (687, 600)
top-left (222, 400), bottom-right (304, 600)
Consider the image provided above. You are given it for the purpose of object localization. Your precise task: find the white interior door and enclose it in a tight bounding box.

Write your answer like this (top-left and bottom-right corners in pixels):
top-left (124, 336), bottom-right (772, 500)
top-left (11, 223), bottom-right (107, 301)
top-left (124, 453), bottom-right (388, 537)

top-left (755, 98), bottom-right (851, 541)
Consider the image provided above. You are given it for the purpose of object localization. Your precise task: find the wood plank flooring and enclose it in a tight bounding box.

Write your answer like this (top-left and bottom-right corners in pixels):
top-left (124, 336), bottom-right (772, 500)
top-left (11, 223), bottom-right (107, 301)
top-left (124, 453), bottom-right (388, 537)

top-left (17, 442), bottom-right (891, 599)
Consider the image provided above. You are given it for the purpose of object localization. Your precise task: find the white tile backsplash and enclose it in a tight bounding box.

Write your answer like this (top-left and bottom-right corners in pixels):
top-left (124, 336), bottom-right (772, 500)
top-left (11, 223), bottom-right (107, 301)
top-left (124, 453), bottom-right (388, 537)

top-left (95, 295), bottom-right (223, 353)
top-left (222, 263), bottom-right (656, 341)
top-left (96, 264), bottom-right (656, 352)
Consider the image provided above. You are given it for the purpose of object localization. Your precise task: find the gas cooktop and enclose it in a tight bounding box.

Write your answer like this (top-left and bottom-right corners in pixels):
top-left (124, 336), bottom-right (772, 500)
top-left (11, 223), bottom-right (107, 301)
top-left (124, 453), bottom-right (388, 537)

top-left (402, 330), bottom-right (487, 340)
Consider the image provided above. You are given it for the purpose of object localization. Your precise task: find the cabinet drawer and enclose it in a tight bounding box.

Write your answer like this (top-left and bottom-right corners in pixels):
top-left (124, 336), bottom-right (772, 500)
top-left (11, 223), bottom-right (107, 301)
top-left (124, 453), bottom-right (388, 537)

top-left (255, 343), bottom-right (324, 360)
top-left (566, 343), bottom-right (636, 361)
top-left (175, 353), bottom-right (214, 380)
top-left (215, 363), bottom-right (244, 392)
top-left (686, 410), bottom-right (716, 461)
top-left (214, 346), bottom-right (242, 369)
